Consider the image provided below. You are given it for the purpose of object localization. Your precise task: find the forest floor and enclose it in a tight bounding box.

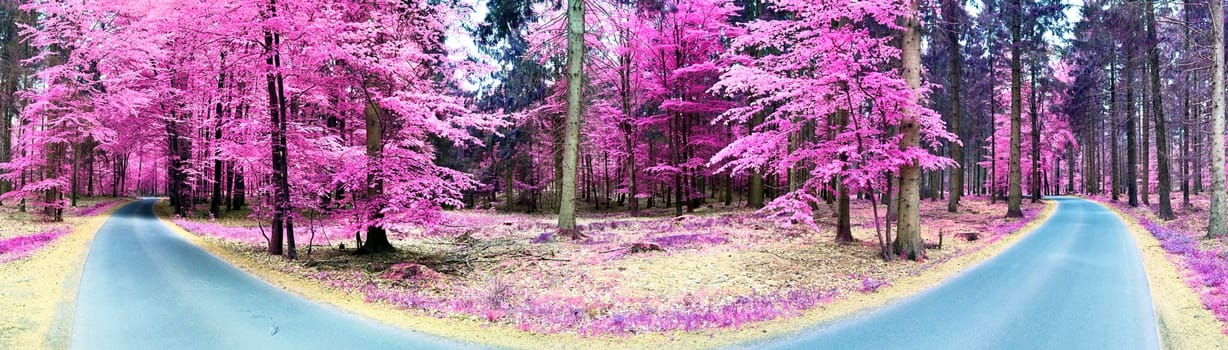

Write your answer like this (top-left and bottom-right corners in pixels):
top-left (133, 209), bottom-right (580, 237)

top-left (160, 196), bottom-right (1053, 348)
top-left (1091, 193), bottom-right (1228, 347)
top-left (0, 197), bottom-right (130, 350)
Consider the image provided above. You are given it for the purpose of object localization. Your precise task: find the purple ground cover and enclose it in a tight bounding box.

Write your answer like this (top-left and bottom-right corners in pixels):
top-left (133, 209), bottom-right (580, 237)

top-left (0, 226), bottom-right (71, 263)
top-left (73, 200), bottom-right (126, 217)
top-left (306, 265), bottom-right (840, 336)
top-left (1139, 218), bottom-right (1228, 330)
top-left (172, 218), bottom-right (356, 247)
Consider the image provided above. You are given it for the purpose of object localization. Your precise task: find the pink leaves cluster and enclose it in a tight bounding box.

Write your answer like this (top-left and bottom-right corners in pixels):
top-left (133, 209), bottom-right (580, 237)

top-left (71, 200), bottom-right (125, 217)
top-left (0, 226), bottom-right (71, 263)
top-left (977, 62), bottom-right (1078, 194)
top-left (9, 0), bottom-right (499, 233)
top-left (515, 0), bottom-right (744, 206)
top-left (711, 0), bottom-right (955, 228)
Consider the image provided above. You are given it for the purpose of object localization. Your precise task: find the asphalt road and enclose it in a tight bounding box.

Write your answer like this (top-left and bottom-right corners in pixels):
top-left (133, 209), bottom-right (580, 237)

top-left (70, 197), bottom-right (1161, 349)
top-left (70, 199), bottom-right (470, 350)
top-left (746, 197), bottom-right (1160, 350)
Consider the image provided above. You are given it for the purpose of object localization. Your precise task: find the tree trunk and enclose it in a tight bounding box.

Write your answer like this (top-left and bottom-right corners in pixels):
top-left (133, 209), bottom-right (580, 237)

top-left (748, 113), bottom-right (764, 208)
top-left (1111, 55), bottom-right (1120, 201)
top-left (71, 143), bottom-right (79, 207)
top-left (87, 150), bottom-right (94, 197)
top-left (45, 142), bottom-right (64, 221)
top-left (620, 49), bottom-right (638, 215)
top-left (210, 68), bottom-right (226, 218)
top-left (1142, 66), bottom-right (1151, 207)
top-left (1067, 146), bottom-right (1075, 193)
top-left (1125, 41), bottom-right (1139, 208)
top-left (1006, 0), bottom-right (1024, 218)
top-left (990, 52), bottom-right (998, 203)
top-left (1183, 3), bottom-right (1192, 208)
top-left (893, 0), bottom-right (925, 260)
top-left (359, 98), bottom-right (395, 253)
top-left (1147, 0), bottom-right (1174, 220)
top-left (943, 0), bottom-right (962, 212)
top-left (232, 169), bottom-right (245, 210)
top-left (1208, 0), bottom-right (1227, 238)
top-left (1029, 63), bottom-right (1040, 203)
top-left (557, 0), bottom-right (584, 237)
top-left (1195, 101), bottom-right (1204, 194)
top-left (263, 0), bottom-right (290, 256)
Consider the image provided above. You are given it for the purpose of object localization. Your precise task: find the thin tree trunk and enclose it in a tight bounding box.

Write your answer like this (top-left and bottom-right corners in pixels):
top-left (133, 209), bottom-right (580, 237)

top-left (1142, 64), bottom-right (1151, 207)
top-left (619, 43), bottom-right (639, 215)
top-left (990, 52), bottom-right (998, 203)
top-left (748, 112), bottom-right (764, 208)
top-left (1126, 40), bottom-right (1139, 208)
top-left (210, 68), bottom-right (226, 218)
top-left (1029, 63), bottom-right (1040, 203)
top-left (557, 0), bottom-right (584, 237)
top-left (836, 110), bottom-right (853, 242)
top-left (71, 143), bottom-right (79, 207)
top-left (1111, 54), bottom-right (1120, 201)
top-left (1183, 3), bottom-right (1192, 208)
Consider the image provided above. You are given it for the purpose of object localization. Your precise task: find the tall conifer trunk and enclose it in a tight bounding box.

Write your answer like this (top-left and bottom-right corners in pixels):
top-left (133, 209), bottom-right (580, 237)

top-left (1208, 0), bottom-right (1227, 237)
top-left (943, 0), bottom-right (963, 212)
top-left (1147, 0), bottom-right (1175, 220)
top-left (1005, 0), bottom-right (1023, 218)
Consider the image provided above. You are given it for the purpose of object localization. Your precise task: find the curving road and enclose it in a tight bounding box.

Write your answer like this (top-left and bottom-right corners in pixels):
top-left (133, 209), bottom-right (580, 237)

top-left (71, 197), bottom-right (1160, 349)
top-left (746, 197), bottom-right (1160, 349)
top-left (71, 199), bottom-right (470, 350)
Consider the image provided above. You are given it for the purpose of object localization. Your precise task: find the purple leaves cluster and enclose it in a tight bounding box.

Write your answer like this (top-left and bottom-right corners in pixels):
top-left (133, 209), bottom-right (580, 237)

top-left (0, 226), bottom-right (71, 263)
top-left (559, 288), bottom-right (840, 335)
top-left (530, 232), bottom-right (553, 244)
top-left (173, 219), bottom-right (354, 246)
top-left (173, 219), bottom-right (267, 245)
top-left (303, 266), bottom-right (840, 336)
top-left (987, 211), bottom-right (1032, 236)
top-left (651, 233), bottom-right (729, 249)
top-left (857, 275), bottom-right (890, 293)
top-left (72, 200), bottom-right (124, 217)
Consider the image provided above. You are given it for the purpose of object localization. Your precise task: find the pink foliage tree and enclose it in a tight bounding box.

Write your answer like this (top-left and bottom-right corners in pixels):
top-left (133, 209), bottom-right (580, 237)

top-left (6, 0), bottom-right (497, 256)
top-left (711, 0), bottom-right (955, 241)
